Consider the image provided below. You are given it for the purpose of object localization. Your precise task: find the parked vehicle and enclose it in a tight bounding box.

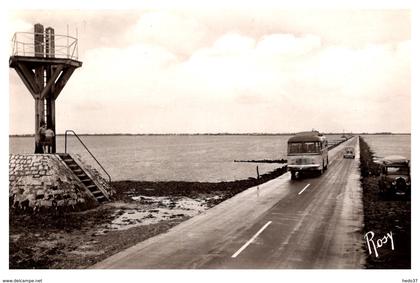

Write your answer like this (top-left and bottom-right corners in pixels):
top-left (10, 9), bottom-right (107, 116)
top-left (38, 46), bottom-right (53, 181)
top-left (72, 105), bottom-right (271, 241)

top-left (343, 146), bottom-right (355, 159)
top-left (378, 155), bottom-right (410, 197)
top-left (287, 131), bottom-right (328, 179)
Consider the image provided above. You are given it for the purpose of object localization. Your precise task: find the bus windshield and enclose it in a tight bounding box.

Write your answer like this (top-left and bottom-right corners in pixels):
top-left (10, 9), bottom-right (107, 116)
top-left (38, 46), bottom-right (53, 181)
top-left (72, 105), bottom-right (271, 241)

top-left (288, 142), bottom-right (320, 154)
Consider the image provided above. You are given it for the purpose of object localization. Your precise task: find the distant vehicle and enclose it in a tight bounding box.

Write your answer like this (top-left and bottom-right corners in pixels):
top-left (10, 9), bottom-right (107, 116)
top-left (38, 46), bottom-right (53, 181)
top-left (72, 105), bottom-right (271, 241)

top-left (343, 146), bottom-right (355, 159)
top-left (378, 155), bottom-right (410, 197)
top-left (287, 131), bottom-right (328, 179)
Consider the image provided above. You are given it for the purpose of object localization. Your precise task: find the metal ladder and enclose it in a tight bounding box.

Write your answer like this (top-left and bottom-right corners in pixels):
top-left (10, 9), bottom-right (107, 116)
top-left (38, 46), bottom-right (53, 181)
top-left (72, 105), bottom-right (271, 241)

top-left (60, 130), bottom-right (112, 203)
top-left (58, 153), bottom-right (108, 203)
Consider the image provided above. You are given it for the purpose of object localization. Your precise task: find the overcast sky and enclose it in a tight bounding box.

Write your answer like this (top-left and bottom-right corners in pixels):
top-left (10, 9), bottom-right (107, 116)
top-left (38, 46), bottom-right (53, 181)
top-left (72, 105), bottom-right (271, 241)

top-left (8, 8), bottom-right (410, 134)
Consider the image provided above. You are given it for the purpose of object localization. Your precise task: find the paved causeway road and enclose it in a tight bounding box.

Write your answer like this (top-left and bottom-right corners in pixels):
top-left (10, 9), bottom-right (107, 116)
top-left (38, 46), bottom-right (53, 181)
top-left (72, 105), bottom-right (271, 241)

top-left (93, 137), bottom-right (365, 269)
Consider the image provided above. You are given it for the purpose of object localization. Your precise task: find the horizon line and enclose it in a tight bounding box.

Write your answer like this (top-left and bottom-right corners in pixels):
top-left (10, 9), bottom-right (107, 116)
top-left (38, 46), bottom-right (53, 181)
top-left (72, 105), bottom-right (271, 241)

top-left (9, 131), bottom-right (411, 137)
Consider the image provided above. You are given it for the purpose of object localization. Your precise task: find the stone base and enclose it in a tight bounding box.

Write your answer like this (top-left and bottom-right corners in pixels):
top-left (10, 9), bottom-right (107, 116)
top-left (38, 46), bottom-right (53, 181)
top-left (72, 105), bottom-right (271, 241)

top-left (9, 154), bottom-right (113, 213)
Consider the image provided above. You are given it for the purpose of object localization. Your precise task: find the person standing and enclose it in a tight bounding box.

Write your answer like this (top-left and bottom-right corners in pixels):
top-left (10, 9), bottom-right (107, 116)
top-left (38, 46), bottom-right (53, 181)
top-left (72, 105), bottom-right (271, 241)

top-left (44, 127), bottom-right (55, 153)
top-left (35, 121), bottom-right (46, 153)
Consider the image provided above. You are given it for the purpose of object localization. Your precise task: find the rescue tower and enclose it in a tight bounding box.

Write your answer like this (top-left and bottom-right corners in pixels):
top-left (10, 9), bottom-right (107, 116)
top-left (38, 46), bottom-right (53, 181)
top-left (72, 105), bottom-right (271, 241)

top-left (9, 23), bottom-right (82, 153)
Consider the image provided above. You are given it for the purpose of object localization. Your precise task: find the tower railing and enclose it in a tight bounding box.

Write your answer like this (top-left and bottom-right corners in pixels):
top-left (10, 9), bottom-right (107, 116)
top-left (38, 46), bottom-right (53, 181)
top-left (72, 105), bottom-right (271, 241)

top-left (11, 32), bottom-right (79, 60)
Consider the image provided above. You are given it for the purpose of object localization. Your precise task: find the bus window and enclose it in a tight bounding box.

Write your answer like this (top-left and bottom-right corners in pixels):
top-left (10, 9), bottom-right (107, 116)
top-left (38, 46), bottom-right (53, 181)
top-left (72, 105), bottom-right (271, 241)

top-left (304, 142), bottom-right (315, 153)
top-left (289, 142), bottom-right (320, 154)
top-left (288, 143), bottom-right (302, 154)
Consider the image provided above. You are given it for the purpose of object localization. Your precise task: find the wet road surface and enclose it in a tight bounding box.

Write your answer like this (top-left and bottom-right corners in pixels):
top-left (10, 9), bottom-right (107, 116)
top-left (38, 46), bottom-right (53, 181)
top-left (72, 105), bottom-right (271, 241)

top-left (92, 137), bottom-right (365, 269)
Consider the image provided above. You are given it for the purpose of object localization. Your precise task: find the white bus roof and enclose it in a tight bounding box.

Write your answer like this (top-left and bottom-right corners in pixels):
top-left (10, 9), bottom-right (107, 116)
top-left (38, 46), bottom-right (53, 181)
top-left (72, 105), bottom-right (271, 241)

top-left (288, 131), bottom-right (326, 143)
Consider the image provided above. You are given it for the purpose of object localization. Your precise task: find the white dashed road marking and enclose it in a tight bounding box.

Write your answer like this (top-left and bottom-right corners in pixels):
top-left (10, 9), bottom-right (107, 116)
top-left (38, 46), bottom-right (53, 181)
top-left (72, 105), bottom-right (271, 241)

top-left (298, 184), bottom-right (311, 195)
top-left (231, 221), bottom-right (272, 258)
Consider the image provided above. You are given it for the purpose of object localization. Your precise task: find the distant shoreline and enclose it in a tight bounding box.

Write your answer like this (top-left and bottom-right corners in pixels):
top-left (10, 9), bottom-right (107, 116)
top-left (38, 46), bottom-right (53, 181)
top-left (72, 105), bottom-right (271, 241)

top-left (8, 132), bottom-right (411, 138)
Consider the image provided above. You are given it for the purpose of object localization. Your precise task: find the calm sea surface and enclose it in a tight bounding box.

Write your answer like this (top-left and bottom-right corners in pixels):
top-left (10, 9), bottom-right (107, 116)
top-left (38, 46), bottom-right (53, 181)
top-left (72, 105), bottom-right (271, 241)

top-left (362, 135), bottom-right (411, 161)
top-left (10, 134), bottom-right (397, 182)
top-left (10, 135), bottom-right (292, 182)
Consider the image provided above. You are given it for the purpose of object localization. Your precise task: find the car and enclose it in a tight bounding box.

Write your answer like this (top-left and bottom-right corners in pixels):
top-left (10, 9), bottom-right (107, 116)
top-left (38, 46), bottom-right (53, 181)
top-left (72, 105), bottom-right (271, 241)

top-left (378, 155), bottom-right (411, 198)
top-left (343, 146), bottom-right (355, 159)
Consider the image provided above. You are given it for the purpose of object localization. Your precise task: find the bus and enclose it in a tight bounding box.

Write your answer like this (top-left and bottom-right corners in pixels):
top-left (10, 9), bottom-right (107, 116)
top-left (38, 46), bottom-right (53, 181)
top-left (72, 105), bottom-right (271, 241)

top-left (287, 131), bottom-right (328, 180)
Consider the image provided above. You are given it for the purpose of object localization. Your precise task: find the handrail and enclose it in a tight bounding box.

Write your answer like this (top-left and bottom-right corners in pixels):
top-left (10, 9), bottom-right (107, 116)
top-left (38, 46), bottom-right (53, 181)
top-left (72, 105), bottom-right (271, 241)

top-left (64, 130), bottom-right (112, 184)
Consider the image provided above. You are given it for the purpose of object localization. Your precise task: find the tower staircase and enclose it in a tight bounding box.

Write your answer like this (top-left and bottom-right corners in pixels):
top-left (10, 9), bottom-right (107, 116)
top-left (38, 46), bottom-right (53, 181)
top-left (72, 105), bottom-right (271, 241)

top-left (58, 153), bottom-right (109, 203)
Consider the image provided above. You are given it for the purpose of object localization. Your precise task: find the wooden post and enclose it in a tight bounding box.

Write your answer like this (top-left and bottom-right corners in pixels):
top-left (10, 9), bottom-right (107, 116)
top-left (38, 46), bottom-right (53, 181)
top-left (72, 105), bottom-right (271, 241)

top-left (45, 27), bottom-right (56, 153)
top-left (34, 24), bottom-right (44, 153)
top-left (45, 27), bottom-right (55, 58)
top-left (256, 165), bottom-right (260, 180)
top-left (51, 99), bottom-right (56, 153)
top-left (34, 24), bottom-right (44, 58)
